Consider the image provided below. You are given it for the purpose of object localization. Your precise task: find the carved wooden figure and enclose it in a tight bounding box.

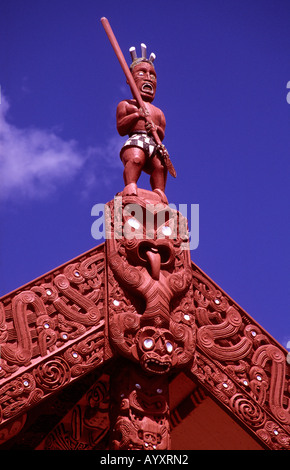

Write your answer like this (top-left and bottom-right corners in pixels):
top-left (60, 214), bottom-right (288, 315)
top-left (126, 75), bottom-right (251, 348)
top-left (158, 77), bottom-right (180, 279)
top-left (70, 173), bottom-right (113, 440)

top-left (0, 18), bottom-right (289, 451)
top-left (105, 189), bottom-right (195, 375)
top-left (117, 57), bottom-right (168, 198)
top-left (101, 17), bottom-right (176, 203)
top-left (110, 362), bottom-right (170, 450)
top-left (0, 229), bottom-right (289, 449)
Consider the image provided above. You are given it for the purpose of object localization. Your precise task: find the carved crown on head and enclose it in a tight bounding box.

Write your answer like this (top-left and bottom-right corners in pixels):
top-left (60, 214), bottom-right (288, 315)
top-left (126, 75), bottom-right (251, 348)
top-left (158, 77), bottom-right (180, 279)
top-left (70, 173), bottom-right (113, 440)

top-left (129, 43), bottom-right (156, 70)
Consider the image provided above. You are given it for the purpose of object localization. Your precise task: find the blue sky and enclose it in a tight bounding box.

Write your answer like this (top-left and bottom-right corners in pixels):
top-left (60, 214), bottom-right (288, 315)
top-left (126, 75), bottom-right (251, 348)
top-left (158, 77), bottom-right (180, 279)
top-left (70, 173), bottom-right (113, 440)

top-left (0, 0), bottom-right (289, 349)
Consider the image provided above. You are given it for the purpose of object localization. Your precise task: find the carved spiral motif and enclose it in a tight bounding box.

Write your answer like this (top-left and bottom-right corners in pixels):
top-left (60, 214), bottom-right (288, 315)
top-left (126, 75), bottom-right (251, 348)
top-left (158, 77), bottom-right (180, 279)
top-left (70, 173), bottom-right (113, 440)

top-left (272, 405), bottom-right (290, 425)
top-left (33, 358), bottom-right (71, 391)
top-left (109, 253), bottom-right (143, 289)
top-left (7, 348), bottom-right (32, 365)
top-left (18, 291), bottom-right (36, 304)
top-left (63, 263), bottom-right (84, 284)
top-left (122, 266), bottom-right (143, 287)
top-left (170, 322), bottom-right (187, 342)
top-left (230, 394), bottom-right (266, 428)
top-left (54, 274), bottom-right (70, 290)
top-left (227, 306), bottom-right (242, 327)
top-left (80, 253), bottom-right (104, 279)
top-left (124, 238), bottom-right (139, 250)
top-left (122, 313), bottom-right (140, 331)
top-left (197, 328), bottom-right (214, 349)
top-left (169, 269), bottom-right (191, 293)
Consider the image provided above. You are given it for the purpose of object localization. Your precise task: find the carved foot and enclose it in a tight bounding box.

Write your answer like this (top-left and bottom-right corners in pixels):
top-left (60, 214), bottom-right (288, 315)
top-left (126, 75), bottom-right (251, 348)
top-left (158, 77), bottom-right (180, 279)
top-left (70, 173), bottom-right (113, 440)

top-left (153, 188), bottom-right (168, 204)
top-left (123, 183), bottom-right (138, 196)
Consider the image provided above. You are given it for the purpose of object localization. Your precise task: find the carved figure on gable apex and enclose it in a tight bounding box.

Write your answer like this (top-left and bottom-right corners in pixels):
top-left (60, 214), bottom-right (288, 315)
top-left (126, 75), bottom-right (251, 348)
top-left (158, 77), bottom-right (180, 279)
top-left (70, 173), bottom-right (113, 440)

top-left (116, 46), bottom-right (168, 201)
top-left (101, 17), bottom-right (176, 204)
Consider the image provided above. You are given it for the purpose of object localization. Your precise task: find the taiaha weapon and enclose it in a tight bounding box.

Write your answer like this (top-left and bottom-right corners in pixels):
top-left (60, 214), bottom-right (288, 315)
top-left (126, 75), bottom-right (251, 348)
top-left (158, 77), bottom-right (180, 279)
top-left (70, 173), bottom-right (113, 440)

top-left (100, 17), bottom-right (177, 178)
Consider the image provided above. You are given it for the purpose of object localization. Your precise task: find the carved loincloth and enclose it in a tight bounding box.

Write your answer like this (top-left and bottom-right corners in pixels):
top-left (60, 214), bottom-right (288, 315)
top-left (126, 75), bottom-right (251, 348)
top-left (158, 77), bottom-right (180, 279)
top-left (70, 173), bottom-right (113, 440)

top-left (121, 132), bottom-right (157, 158)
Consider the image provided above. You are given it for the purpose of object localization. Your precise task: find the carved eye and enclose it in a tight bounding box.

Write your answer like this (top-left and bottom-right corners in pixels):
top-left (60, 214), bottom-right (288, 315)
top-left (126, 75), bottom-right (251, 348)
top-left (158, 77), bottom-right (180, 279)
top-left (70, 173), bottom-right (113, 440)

top-left (143, 338), bottom-right (154, 350)
top-left (161, 225), bottom-right (172, 237)
top-left (127, 218), bottom-right (141, 230)
top-left (150, 74), bottom-right (156, 81)
top-left (138, 71), bottom-right (144, 76)
top-left (166, 341), bottom-right (173, 353)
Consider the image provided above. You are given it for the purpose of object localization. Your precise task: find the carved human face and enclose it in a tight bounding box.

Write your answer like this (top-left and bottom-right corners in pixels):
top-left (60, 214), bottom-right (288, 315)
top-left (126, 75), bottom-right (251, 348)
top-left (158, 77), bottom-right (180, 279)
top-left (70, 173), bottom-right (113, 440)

top-left (138, 429), bottom-right (161, 450)
top-left (131, 62), bottom-right (157, 102)
top-left (137, 327), bottom-right (175, 374)
top-left (106, 193), bottom-right (196, 375)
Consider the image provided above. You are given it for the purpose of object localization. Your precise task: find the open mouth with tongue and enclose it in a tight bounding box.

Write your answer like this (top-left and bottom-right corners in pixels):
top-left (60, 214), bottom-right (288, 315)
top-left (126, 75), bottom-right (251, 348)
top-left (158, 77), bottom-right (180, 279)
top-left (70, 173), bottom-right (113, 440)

top-left (138, 242), bottom-right (172, 280)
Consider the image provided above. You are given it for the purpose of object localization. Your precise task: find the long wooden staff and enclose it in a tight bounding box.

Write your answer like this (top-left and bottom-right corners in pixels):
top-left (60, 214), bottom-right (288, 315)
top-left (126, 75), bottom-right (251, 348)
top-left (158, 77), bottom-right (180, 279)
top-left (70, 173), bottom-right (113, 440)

top-left (100, 17), bottom-right (176, 178)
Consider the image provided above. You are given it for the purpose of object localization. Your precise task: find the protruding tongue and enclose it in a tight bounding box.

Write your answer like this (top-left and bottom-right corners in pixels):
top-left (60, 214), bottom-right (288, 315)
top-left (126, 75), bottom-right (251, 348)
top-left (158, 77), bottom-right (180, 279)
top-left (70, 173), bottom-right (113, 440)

top-left (145, 247), bottom-right (161, 280)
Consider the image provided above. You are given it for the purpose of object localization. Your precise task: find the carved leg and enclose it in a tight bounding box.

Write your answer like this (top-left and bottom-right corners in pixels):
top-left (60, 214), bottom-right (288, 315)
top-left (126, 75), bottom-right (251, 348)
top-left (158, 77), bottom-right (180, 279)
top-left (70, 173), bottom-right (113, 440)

top-left (121, 147), bottom-right (146, 189)
top-left (109, 360), bottom-right (171, 450)
top-left (149, 155), bottom-right (168, 193)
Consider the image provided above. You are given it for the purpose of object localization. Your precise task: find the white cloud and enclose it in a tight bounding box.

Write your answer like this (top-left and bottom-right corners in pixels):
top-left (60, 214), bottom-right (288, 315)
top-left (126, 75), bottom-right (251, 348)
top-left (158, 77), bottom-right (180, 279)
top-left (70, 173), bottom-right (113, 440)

top-left (79, 136), bottom-right (123, 199)
top-left (0, 94), bottom-right (124, 202)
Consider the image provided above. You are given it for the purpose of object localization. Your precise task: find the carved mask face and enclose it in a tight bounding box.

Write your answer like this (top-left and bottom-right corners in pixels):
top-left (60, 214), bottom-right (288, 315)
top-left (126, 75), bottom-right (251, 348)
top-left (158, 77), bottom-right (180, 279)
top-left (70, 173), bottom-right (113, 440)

top-left (136, 327), bottom-right (175, 374)
top-left (138, 429), bottom-right (161, 450)
top-left (106, 192), bottom-right (195, 375)
top-left (131, 62), bottom-right (157, 102)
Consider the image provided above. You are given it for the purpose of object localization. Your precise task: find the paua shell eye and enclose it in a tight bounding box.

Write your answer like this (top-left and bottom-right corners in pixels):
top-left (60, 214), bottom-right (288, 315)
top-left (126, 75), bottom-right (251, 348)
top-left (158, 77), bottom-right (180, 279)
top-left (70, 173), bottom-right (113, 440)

top-left (143, 338), bottom-right (154, 350)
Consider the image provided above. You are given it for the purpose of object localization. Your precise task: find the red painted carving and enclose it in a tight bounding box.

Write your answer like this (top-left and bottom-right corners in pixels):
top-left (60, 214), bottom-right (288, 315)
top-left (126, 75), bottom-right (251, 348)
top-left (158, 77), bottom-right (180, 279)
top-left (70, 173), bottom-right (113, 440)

top-left (117, 60), bottom-right (168, 197)
top-left (189, 265), bottom-right (290, 449)
top-left (1, 18), bottom-right (288, 450)
top-left (0, 246), bottom-right (107, 430)
top-left (104, 188), bottom-right (196, 450)
top-left (105, 190), bottom-right (195, 377)
top-left (0, 207), bottom-right (289, 450)
top-left (41, 373), bottom-right (110, 450)
top-left (110, 363), bottom-right (170, 450)
top-left (101, 17), bottom-right (175, 200)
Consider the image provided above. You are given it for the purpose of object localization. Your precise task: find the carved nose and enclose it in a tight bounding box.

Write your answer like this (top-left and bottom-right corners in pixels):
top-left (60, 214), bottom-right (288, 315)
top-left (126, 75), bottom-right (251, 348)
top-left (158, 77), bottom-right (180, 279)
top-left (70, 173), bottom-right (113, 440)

top-left (154, 337), bottom-right (166, 354)
top-left (145, 246), bottom-right (161, 280)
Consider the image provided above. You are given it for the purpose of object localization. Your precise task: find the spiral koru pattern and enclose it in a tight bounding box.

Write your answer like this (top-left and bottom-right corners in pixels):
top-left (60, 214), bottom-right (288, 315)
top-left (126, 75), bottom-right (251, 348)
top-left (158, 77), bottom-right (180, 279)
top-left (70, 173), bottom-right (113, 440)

top-left (33, 357), bottom-right (71, 391)
top-left (230, 394), bottom-right (266, 428)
